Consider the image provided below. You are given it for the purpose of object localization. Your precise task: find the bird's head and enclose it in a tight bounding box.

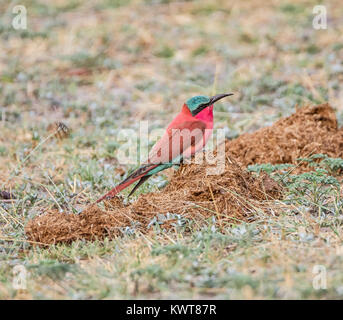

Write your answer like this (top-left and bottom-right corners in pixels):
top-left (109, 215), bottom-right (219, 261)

top-left (186, 93), bottom-right (233, 117)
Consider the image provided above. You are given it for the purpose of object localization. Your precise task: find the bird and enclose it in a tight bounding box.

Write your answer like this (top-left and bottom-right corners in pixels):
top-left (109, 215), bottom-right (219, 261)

top-left (96, 93), bottom-right (233, 203)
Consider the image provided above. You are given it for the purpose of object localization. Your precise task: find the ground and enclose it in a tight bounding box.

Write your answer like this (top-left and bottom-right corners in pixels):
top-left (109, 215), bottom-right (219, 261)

top-left (0, 0), bottom-right (343, 299)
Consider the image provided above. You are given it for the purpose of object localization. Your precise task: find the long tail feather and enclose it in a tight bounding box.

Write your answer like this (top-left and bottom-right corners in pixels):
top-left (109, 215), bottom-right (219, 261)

top-left (95, 163), bottom-right (158, 203)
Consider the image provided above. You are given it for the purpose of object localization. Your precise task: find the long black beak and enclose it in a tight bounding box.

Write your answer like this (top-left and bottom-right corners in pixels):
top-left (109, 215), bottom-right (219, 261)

top-left (191, 93), bottom-right (233, 116)
top-left (209, 93), bottom-right (233, 104)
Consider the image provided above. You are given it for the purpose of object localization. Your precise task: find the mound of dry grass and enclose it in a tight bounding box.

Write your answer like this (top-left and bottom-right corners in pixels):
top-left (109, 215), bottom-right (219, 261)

top-left (25, 103), bottom-right (343, 245)
top-left (228, 103), bottom-right (342, 166)
top-left (25, 156), bottom-right (281, 245)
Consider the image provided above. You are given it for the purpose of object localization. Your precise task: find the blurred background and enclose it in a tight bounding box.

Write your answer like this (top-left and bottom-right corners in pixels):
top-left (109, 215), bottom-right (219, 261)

top-left (0, 0), bottom-right (343, 199)
top-left (1, 0), bottom-right (343, 300)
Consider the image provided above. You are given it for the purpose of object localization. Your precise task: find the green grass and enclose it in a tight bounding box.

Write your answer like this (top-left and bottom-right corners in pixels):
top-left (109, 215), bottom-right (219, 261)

top-left (1, 0), bottom-right (343, 299)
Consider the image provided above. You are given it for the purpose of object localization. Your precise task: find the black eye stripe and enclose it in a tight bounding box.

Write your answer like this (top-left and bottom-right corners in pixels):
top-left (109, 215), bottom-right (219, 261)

top-left (191, 102), bottom-right (210, 116)
top-left (200, 102), bottom-right (209, 107)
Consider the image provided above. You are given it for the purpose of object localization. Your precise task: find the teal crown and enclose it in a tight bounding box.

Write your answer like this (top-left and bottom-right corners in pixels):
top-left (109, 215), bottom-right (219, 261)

top-left (185, 95), bottom-right (210, 114)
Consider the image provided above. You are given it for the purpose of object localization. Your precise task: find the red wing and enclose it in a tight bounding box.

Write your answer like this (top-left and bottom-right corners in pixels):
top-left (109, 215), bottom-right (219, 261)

top-left (148, 120), bottom-right (207, 164)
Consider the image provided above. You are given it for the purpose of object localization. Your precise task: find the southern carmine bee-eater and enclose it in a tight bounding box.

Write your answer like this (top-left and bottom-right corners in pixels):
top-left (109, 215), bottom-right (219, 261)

top-left (96, 93), bottom-right (233, 203)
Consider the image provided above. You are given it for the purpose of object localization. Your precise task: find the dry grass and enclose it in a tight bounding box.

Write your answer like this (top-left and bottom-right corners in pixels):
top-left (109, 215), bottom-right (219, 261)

top-left (1, 0), bottom-right (343, 299)
top-left (25, 103), bottom-right (343, 246)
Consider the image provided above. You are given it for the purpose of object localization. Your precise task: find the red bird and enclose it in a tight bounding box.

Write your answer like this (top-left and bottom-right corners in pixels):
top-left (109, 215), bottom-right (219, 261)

top-left (96, 93), bottom-right (233, 203)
